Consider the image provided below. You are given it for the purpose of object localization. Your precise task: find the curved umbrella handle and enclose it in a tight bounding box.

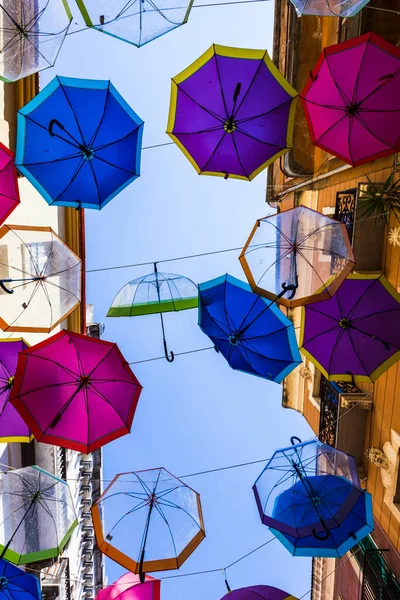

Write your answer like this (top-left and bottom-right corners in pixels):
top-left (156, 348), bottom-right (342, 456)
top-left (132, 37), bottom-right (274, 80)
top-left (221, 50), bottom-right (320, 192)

top-left (48, 119), bottom-right (65, 137)
top-left (163, 340), bottom-right (175, 363)
top-left (0, 279), bottom-right (14, 294)
top-left (290, 436), bottom-right (302, 446)
top-left (281, 281), bottom-right (297, 300)
top-left (312, 519), bottom-right (330, 541)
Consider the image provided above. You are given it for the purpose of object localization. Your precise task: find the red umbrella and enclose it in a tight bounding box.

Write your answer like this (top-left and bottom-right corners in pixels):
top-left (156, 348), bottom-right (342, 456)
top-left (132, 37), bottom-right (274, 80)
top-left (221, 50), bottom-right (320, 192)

top-left (10, 330), bottom-right (142, 452)
top-left (0, 142), bottom-right (20, 225)
top-left (301, 33), bottom-right (400, 166)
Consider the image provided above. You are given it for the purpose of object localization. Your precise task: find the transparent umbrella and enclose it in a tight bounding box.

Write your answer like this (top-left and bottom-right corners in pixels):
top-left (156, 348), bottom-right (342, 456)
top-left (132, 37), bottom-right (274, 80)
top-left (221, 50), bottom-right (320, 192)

top-left (0, 465), bottom-right (77, 565)
top-left (0, 225), bottom-right (81, 333)
top-left (0, 0), bottom-right (72, 83)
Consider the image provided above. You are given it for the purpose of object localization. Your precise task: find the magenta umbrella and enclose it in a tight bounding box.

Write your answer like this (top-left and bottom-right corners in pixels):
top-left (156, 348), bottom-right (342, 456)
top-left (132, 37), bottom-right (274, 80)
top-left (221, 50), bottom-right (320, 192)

top-left (95, 573), bottom-right (160, 600)
top-left (301, 32), bottom-right (400, 166)
top-left (220, 585), bottom-right (298, 600)
top-left (0, 338), bottom-right (31, 443)
top-left (0, 142), bottom-right (20, 225)
top-left (10, 330), bottom-right (142, 452)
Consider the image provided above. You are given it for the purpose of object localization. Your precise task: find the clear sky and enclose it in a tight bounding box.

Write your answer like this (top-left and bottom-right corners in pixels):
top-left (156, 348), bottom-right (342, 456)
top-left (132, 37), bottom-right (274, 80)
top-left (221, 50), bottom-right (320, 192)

top-left (43, 2), bottom-right (313, 598)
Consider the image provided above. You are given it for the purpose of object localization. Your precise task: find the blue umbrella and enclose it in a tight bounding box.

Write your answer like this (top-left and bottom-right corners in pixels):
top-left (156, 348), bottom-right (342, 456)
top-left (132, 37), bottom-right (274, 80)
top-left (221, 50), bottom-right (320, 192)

top-left (253, 438), bottom-right (373, 558)
top-left (198, 274), bottom-right (301, 383)
top-left (0, 558), bottom-right (41, 600)
top-left (16, 76), bottom-right (143, 210)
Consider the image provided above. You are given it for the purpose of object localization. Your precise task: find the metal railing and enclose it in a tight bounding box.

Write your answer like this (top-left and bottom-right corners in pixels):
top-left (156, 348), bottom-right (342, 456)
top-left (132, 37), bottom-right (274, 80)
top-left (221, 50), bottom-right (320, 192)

top-left (361, 549), bottom-right (400, 600)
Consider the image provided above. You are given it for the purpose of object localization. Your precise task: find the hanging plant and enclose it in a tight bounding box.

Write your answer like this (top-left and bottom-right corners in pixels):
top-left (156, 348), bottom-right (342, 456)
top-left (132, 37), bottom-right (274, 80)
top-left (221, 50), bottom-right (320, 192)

top-left (357, 171), bottom-right (400, 225)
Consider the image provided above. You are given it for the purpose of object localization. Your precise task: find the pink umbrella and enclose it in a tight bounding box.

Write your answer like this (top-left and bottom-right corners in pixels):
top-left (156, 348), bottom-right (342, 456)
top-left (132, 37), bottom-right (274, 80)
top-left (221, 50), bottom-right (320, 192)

top-left (10, 330), bottom-right (142, 452)
top-left (301, 33), bottom-right (400, 166)
top-left (0, 142), bottom-right (20, 225)
top-left (96, 573), bottom-right (160, 600)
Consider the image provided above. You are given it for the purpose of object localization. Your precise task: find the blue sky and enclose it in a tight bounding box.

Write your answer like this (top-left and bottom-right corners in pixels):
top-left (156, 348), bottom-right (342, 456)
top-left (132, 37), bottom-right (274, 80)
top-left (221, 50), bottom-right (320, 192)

top-left (43, 1), bottom-right (313, 598)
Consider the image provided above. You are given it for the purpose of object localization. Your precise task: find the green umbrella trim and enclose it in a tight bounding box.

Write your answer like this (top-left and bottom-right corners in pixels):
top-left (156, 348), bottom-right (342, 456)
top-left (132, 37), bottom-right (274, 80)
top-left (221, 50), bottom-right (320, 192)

top-left (0, 518), bottom-right (78, 565)
top-left (107, 296), bottom-right (198, 317)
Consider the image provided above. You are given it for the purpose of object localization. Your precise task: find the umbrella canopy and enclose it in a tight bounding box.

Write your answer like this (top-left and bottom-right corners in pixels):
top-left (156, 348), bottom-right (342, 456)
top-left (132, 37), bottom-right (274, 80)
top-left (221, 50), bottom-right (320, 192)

top-left (0, 339), bottom-right (31, 443)
top-left (91, 468), bottom-right (205, 577)
top-left (96, 573), bottom-right (160, 600)
top-left (301, 33), bottom-right (400, 167)
top-left (16, 76), bottom-right (144, 210)
top-left (0, 225), bottom-right (81, 333)
top-left (0, 144), bottom-right (19, 226)
top-left (289, 0), bottom-right (369, 17)
top-left (76, 0), bottom-right (193, 48)
top-left (10, 330), bottom-right (143, 452)
top-left (198, 274), bottom-right (301, 383)
top-left (108, 266), bottom-right (198, 362)
top-left (167, 44), bottom-right (298, 180)
top-left (270, 490), bottom-right (373, 558)
top-left (0, 0), bottom-right (72, 83)
top-left (220, 586), bottom-right (298, 600)
top-left (253, 438), bottom-right (373, 557)
top-left (240, 206), bottom-right (355, 308)
top-left (300, 273), bottom-right (400, 382)
top-left (0, 558), bottom-right (41, 600)
top-left (0, 465), bottom-right (77, 565)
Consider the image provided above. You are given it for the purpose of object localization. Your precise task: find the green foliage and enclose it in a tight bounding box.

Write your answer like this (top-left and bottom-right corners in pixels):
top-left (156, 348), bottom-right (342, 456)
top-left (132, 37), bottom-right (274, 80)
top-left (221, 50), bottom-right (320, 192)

top-left (358, 171), bottom-right (400, 225)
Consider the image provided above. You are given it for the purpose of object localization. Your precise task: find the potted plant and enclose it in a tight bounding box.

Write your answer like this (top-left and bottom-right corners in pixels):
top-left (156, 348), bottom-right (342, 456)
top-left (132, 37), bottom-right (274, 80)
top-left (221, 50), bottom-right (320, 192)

top-left (357, 171), bottom-right (400, 224)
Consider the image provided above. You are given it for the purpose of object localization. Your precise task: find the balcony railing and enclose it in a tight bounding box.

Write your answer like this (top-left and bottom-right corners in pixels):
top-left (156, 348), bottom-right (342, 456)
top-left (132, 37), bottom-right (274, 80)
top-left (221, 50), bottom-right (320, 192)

top-left (360, 548), bottom-right (400, 600)
top-left (319, 377), bottom-right (372, 468)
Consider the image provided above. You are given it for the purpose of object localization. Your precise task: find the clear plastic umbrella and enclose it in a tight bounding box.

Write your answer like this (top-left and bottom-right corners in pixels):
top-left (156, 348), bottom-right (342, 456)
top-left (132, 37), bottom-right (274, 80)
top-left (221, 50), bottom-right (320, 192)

top-left (0, 0), bottom-right (72, 82)
top-left (0, 225), bottom-right (81, 333)
top-left (0, 465), bottom-right (77, 564)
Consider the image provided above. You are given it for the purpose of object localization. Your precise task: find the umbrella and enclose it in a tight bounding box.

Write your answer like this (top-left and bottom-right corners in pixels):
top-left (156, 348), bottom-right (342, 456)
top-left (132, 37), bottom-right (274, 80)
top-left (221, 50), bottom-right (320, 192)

top-left (167, 44), bottom-right (298, 180)
top-left (91, 467), bottom-right (205, 580)
top-left (253, 438), bottom-right (373, 558)
top-left (239, 206), bottom-right (355, 308)
top-left (16, 76), bottom-right (144, 210)
top-left (0, 465), bottom-right (77, 564)
top-left (220, 585), bottom-right (298, 600)
top-left (300, 273), bottom-right (400, 382)
top-left (198, 274), bottom-right (301, 383)
top-left (0, 225), bottom-right (81, 333)
top-left (0, 0), bottom-right (72, 83)
top-left (289, 0), bottom-right (369, 17)
top-left (0, 558), bottom-right (41, 600)
top-left (0, 144), bottom-right (20, 226)
top-left (96, 573), bottom-right (160, 600)
top-left (76, 0), bottom-right (193, 48)
top-left (107, 264), bottom-right (198, 362)
top-left (0, 339), bottom-right (31, 443)
top-left (10, 330), bottom-right (143, 452)
top-left (300, 33), bottom-right (400, 167)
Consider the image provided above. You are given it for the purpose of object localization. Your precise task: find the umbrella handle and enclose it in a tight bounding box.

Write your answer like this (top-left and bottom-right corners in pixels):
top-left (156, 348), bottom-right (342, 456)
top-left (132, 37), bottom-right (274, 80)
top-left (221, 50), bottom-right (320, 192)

top-left (163, 340), bottom-right (175, 363)
top-left (281, 281), bottom-right (297, 300)
top-left (0, 279), bottom-right (14, 294)
top-left (290, 436), bottom-right (302, 445)
top-left (48, 119), bottom-right (65, 137)
top-left (312, 519), bottom-right (330, 541)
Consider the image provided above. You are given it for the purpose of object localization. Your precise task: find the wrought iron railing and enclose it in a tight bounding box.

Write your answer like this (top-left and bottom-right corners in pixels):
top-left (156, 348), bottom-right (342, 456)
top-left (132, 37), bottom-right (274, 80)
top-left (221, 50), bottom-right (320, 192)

top-left (334, 188), bottom-right (357, 243)
top-left (361, 548), bottom-right (400, 600)
top-left (319, 377), bottom-right (365, 447)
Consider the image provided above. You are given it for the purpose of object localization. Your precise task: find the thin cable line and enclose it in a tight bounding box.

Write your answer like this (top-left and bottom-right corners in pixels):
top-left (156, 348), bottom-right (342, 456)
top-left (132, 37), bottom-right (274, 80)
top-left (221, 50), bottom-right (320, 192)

top-left (128, 346), bottom-right (215, 364)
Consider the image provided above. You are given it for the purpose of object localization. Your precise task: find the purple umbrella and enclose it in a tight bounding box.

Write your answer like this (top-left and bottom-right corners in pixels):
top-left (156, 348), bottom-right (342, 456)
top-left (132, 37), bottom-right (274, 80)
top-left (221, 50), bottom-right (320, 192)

top-left (220, 585), bottom-right (298, 600)
top-left (300, 273), bottom-right (400, 382)
top-left (0, 338), bottom-right (31, 443)
top-left (167, 44), bottom-right (298, 180)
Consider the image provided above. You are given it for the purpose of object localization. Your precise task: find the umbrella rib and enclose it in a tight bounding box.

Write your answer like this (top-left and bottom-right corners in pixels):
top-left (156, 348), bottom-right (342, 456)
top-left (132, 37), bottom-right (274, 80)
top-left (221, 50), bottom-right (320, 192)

top-left (22, 151), bottom-right (84, 166)
top-left (42, 277), bottom-right (81, 305)
top-left (345, 327), bottom-right (371, 378)
top-left (87, 157), bottom-right (102, 208)
top-left (235, 97), bottom-right (296, 125)
top-left (301, 323), bottom-right (341, 348)
top-left (296, 247), bottom-right (331, 295)
top-left (348, 323), bottom-right (400, 351)
top-left (91, 125), bottom-right (142, 153)
top-left (92, 153), bottom-right (138, 176)
top-left (313, 113), bottom-right (348, 145)
top-left (85, 384), bottom-right (130, 429)
top-left (156, 497), bottom-right (202, 530)
top-left (88, 82), bottom-right (111, 148)
top-left (231, 131), bottom-right (249, 178)
top-left (200, 130), bottom-right (229, 174)
top-left (57, 76), bottom-right (87, 146)
top-left (170, 86), bottom-right (225, 125)
top-left (22, 115), bottom-right (82, 153)
top-left (232, 52), bottom-right (268, 120)
top-left (346, 278), bottom-right (379, 321)
top-left (323, 51), bottom-right (352, 107)
top-left (353, 111), bottom-right (398, 152)
top-left (352, 306), bottom-right (400, 323)
top-left (233, 124), bottom-right (282, 148)
top-left (151, 501), bottom-right (179, 560)
top-left (213, 46), bottom-right (229, 119)
top-left (351, 40), bottom-right (374, 107)
top-left (49, 157), bottom-right (87, 205)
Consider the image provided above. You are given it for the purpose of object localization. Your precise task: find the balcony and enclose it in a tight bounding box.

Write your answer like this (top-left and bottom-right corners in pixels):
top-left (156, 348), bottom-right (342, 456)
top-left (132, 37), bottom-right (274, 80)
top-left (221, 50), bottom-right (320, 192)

top-left (334, 185), bottom-right (385, 272)
top-left (319, 377), bottom-right (372, 471)
top-left (351, 536), bottom-right (400, 600)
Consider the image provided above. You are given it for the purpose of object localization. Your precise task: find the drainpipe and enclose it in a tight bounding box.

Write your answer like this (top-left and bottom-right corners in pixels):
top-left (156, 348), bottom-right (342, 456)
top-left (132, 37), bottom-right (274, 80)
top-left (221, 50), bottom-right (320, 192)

top-left (275, 164), bottom-right (352, 199)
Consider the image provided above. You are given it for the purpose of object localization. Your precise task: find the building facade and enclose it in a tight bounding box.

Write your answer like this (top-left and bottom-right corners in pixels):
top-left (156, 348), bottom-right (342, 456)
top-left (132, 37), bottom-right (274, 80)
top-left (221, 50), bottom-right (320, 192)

top-left (269, 2), bottom-right (400, 599)
top-left (0, 72), bottom-right (105, 600)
